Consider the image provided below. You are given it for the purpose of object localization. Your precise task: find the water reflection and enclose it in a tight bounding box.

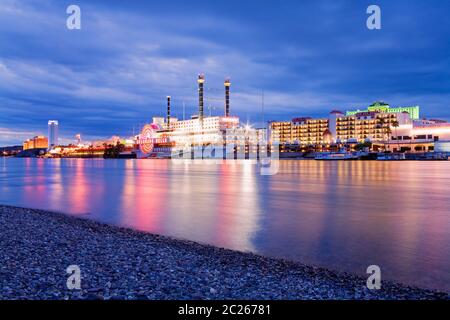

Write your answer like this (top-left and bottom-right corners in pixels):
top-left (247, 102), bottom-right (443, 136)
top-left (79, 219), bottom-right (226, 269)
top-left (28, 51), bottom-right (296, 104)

top-left (1, 158), bottom-right (449, 292)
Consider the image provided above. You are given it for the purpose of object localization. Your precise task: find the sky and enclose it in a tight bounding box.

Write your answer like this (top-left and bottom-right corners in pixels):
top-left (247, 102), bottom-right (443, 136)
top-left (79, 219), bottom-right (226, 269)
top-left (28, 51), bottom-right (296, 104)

top-left (1, 0), bottom-right (450, 146)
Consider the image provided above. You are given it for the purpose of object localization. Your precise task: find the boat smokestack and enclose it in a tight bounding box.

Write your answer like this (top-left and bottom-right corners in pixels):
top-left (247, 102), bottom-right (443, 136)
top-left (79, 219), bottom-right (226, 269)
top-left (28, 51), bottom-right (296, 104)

top-left (197, 74), bottom-right (205, 126)
top-left (166, 96), bottom-right (171, 129)
top-left (224, 78), bottom-right (231, 117)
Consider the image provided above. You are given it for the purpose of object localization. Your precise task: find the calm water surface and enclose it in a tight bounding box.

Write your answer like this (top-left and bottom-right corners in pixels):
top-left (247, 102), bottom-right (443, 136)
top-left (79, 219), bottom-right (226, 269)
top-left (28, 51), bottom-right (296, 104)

top-left (1, 158), bottom-right (449, 291)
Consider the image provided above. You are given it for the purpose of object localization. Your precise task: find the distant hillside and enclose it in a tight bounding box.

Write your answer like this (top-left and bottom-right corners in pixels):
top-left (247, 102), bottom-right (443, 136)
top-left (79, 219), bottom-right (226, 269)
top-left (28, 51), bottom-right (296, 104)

top-left (16, 148), bottom-right (47, 158)
top-left (0, 145), bottom-right (23, 152)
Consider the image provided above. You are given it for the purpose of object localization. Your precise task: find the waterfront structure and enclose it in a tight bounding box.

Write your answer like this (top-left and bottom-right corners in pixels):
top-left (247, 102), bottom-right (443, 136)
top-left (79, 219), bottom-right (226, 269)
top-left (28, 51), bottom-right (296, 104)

top-left (0, 145), bottom-right (23, 156)
top-left (158, 76), bottom-right (241, 147)
top-left (48, 120), bottom-right (59, 147)
top-left (166, 96), bottom-right (171, 130)
top-left (225, 78), bottom-right (231, 117)
top-left (164, 116), bottom-right (240, 145)
top-left (269, 102), bottom-right (450, 153)
top-left (23, 136), bottom-right (48, 150)
top-left (270, 117), bottom-right (329, 146)
top-left (386, 119), bottom-right (450, 152)
top-left (269, 103), bottom-right (414, 146)
top-left (135, 75), bottom-right (267, 158)
top-left (335, 110), bottom-right (411, 143)
top-left (197, 74), bottom-right (205, 126)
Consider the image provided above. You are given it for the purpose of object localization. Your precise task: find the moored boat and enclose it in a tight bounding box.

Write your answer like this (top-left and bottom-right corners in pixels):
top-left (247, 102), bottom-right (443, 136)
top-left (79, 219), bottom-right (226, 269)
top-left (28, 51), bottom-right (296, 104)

top-left (315, 149), bottom-right (360, 161)
top-left (377, 153), bottom-right (406, 161)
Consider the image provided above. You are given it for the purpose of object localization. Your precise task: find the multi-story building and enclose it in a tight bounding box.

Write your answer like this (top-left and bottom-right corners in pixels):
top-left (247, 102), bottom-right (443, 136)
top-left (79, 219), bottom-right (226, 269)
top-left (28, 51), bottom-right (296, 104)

top-left (335, 111), bottom-right (411, 143)
top-left (269, 121), bottom-right (295, 144)
top-left (270, 104), bottom-right (414, 146)
top-left (23, 136), bottom-right (49, 150)
top-left (269, 102), bottom-right (450, 153)
top-left (386, 119), bottom-right (450, 152)
top-left (269, 117), bottom-right (329, 145)
top-left (292, 117), bottom-right (329, 145)
top-left (48, 120), bottom-right (59, 147)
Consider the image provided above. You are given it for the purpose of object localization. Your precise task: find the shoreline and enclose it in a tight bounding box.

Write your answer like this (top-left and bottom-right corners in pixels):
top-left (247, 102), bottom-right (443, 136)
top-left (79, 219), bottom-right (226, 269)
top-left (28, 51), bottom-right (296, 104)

top-left (4, 155), bottom-right (449, 161)
top-left (0, 205), bottom-right (448, 300)
top-left (4, 156), bottom-right (450, 162)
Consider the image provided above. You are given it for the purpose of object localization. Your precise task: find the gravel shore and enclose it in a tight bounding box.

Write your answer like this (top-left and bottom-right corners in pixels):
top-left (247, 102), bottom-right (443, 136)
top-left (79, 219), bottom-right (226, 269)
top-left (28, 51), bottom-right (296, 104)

top-left (0, 205), bottom-right (447, 300)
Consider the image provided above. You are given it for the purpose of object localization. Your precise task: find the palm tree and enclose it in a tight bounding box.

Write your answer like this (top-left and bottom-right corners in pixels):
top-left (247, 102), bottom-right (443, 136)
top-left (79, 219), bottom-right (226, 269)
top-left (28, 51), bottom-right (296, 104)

top-left (392, 120), bottom-right (400, 153)
top-left (385, 126), bottom-right (392, 152)
top-left (378, 117), bottom-right (388, 151)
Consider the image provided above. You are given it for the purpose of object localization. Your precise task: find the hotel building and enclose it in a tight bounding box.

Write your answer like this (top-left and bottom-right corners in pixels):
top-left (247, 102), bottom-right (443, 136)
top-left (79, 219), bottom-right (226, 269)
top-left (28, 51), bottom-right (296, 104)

top-left (48, 120), bottom-right (59, 147)
top-left (387, 119), bottom-right (450, 153)
top-left (269, 102), bottom-right (450, 153)
top-left (23, 136), bottom-right (49, 150)
top-left (335, 110), bottom-right (411, 143)
top-left (270, 117), bottom-right (330, 146)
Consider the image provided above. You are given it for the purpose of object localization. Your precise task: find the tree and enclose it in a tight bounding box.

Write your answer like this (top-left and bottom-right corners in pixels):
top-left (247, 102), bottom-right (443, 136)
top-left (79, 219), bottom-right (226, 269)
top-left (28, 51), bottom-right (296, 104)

top-left (392, 120), bottom-right (400, 152)
top-left (378, 117), bottom-right (388, 151)
top-left (104, 141), bottom-right (125, 158)
top-left (355, 141), bottom-right (373, 151)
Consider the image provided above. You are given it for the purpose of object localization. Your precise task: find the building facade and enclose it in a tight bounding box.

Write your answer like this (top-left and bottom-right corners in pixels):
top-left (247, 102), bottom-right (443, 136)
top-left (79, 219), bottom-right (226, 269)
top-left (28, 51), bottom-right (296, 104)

top-left (335, 111), bottom-right (411, 143)
top-left (48, 120), bottom-right (59, 147)
top-left (269, 117), bottom-right (329, 145)
top-left (346, 102), bottom-right (420, 120)
top-left (23, 136), bottom-right (49, 150)
top-left (386, 120), bottom-right (450, 152)
top-left (269, 103), bottom-right (450, 152)
top-left (135, 75), bottom-right (268, 158)
top-left (160, 115), bottom-right (241, 146)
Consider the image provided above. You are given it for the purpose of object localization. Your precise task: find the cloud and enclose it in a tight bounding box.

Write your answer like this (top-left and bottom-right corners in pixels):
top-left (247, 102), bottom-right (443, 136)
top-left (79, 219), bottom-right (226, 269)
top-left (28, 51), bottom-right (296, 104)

top-left (0, 127), bottom-right (42, 146)
top-left (0, 0), bottom-right (449, 146)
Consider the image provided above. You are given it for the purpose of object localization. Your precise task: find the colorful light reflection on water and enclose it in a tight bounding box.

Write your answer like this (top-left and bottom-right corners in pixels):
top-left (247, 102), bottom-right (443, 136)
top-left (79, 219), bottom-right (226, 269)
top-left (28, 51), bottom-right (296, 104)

top-left (0, 158), bottom-right (449, 292)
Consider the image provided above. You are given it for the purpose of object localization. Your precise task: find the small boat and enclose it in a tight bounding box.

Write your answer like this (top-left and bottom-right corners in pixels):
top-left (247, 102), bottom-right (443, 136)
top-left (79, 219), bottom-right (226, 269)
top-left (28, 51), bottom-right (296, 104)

top-left (377, 153), bottom-right (406, 161)
top-left (315, 149), bottom-right (360, 161)
top-left (415, 153), bottom-right (449, 161)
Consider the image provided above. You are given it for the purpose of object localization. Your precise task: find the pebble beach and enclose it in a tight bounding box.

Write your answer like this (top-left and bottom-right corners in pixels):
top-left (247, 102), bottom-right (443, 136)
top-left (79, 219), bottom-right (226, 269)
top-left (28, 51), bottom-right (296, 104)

top-left (0, 205), bottom-right (448, 300)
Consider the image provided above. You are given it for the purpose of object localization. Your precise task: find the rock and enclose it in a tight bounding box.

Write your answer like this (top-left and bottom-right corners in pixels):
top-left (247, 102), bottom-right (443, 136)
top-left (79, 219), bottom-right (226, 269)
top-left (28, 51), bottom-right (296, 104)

top-left (0, 205), bottom-right (447, 301)
top-left (85, 293), bottom-right (103, 300)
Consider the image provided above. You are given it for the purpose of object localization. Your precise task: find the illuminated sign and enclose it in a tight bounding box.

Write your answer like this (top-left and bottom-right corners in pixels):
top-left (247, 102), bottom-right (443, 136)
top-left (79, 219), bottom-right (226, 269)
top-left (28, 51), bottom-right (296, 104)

top-left (137, 124), bottom-right (168, 154)
top-left (346, 105), bottom-right (420, 120)
top-left (219, 117), bottom-right (239, 123)
top-left (414, 123), bottom-right (450, 129)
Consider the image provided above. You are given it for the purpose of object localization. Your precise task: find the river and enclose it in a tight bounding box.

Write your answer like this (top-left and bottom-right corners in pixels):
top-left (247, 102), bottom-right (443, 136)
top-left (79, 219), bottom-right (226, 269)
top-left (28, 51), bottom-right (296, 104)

top-left (1, 158), bottom-right (449, 292)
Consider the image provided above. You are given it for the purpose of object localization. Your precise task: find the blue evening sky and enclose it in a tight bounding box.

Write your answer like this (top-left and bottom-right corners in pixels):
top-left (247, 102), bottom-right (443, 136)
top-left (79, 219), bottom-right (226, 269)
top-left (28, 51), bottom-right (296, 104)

top-left (1, 0), bottom-right (449, 145)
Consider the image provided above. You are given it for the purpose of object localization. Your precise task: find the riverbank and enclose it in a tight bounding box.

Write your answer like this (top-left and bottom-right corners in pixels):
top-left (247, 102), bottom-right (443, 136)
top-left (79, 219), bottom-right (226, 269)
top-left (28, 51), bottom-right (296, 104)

top-left (0, 205), bottom-right (447, 300)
